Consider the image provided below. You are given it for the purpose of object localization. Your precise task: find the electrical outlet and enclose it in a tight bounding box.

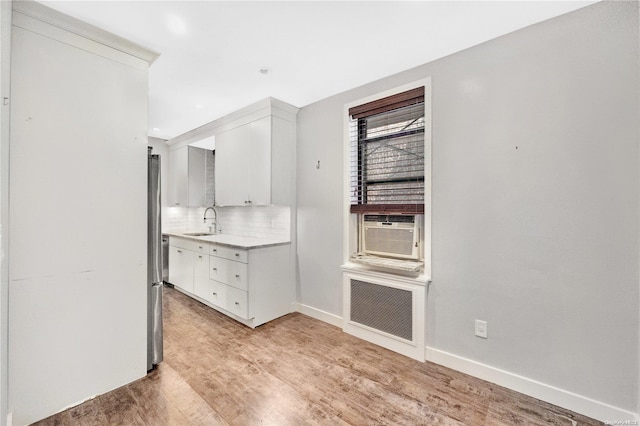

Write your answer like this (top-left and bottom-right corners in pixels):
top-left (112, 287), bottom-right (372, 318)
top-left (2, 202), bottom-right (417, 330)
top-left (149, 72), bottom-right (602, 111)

top-left (475, 320), bottom-right (488, 338)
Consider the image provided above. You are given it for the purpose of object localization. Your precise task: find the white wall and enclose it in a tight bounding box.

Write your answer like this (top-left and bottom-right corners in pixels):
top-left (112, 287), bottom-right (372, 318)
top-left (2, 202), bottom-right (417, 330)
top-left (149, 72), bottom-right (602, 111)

top-left (8, 6), bottom-right (153, 425)
top-left (297, 0), bottom-right (639, 419)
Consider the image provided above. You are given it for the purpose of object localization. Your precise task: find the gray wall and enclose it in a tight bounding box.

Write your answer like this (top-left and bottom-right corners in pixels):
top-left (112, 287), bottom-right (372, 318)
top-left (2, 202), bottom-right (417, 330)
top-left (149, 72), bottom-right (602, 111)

top-left (296, 1), bottom-right (639, 412)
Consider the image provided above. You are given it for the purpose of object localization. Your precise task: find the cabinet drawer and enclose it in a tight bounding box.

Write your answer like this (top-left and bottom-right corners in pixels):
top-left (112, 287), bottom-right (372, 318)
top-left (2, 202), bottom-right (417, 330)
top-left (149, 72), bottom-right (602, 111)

top-left (209, 280), bottom-right (227, 310)
top-left (210, 244), bottom-right (248, 263)
top-left (194, 242), bottom-right (209, 254)
top-left (226, 261), bottom-right (248, 291)
top-left (226, 286), bottom-right (249, 319)
top-left (209, 256), bottom-right (227, 281)
top-left (209, 257), bottom-right (247, 290)
top-left (169, 236), bottom-right (201, 252)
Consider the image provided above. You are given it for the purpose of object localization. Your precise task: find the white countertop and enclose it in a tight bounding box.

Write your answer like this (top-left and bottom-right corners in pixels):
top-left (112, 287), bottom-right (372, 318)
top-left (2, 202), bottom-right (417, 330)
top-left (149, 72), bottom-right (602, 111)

top-left (164, 230), bottom-right (290, 249)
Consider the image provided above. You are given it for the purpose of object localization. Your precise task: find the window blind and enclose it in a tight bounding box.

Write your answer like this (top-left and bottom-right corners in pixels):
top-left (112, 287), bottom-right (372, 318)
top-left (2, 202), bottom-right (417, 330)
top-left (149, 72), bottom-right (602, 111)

top-left (349, 87), bottom-right (425, 214)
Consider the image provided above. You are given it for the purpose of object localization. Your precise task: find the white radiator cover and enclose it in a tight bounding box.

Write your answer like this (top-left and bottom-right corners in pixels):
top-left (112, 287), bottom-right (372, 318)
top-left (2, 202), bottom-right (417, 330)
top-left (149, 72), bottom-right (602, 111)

top-left (342, 268), bottom-right (426, 361)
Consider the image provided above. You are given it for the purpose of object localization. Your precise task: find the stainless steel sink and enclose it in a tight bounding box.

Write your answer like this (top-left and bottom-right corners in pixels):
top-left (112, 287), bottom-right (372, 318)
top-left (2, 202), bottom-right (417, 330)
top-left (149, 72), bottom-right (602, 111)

top-left (183, 232), bottom-right (215, 237)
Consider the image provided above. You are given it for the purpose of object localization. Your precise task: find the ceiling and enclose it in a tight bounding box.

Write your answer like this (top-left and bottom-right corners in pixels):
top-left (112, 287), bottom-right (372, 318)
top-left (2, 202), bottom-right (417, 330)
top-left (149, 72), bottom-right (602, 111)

top-left (42, 1), bottom-right (596, 142)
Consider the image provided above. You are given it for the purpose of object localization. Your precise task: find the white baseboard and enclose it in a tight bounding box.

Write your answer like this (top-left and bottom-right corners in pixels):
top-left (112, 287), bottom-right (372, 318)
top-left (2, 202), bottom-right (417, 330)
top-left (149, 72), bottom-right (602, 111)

top-left (294, 302), bottom-right (342, 328)
top-left (426, 346), bottom-right (639, 424)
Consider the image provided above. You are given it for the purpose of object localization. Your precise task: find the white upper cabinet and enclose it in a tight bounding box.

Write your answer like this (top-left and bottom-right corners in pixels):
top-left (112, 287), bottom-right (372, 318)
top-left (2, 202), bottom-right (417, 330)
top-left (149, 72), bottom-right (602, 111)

top-left (168, 146), bottom-right (209, 207)
top-left (188, 146), bottom-right (207, 207)
top-left (167, 98), bottom-right (297, 207)
top-left (168, 146), bottom-right (188, 207)
top-left (215, 116), bottom-right (271, 206)
top-left (214, 101), bottom-right (297, 206)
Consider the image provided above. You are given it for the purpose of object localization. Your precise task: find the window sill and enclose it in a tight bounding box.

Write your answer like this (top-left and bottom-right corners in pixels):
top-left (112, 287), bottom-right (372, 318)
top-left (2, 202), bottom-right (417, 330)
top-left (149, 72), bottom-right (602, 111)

top-left (341, 260), bottom-right (430, 286)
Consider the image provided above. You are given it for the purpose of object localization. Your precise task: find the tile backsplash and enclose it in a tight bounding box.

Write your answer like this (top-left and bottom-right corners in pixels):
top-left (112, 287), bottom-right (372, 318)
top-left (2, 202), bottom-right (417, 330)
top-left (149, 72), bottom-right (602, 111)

top-left (165, 205), bottom-right (290, 240)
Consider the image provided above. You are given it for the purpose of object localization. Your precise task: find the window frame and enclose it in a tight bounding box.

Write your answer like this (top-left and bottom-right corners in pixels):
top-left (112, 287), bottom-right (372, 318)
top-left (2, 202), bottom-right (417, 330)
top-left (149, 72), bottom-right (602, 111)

top-left (349, 98), bottom-right (426, 214)
top-left (342, 78), bottom-right (432, 279)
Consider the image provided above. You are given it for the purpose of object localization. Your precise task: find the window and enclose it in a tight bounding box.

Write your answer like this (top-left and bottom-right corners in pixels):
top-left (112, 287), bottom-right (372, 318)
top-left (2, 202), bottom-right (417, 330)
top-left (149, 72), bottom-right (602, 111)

top-left (349, 87), bottom-right (425, 214)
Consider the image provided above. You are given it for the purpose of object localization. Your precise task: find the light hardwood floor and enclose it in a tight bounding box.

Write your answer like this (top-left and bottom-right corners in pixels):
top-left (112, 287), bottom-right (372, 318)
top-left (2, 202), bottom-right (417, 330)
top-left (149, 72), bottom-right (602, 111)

top-left (35, 286), bottom-right (603, 425)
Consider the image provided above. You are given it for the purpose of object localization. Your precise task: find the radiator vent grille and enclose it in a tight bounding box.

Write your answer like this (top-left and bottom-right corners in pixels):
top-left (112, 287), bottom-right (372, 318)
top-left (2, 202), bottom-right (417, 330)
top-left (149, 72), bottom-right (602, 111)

top-left (350, 279), bottom-right (412, 341)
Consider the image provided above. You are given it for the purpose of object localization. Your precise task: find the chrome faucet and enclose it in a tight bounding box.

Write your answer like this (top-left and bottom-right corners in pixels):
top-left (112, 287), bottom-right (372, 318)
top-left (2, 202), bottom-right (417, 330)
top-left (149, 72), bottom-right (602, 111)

top-left (203, 206), bottom-right (220, 234)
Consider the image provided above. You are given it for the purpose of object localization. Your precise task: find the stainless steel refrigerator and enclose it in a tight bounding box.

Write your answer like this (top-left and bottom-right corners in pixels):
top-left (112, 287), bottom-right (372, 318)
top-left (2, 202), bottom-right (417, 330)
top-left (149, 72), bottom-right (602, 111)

top-left (147, 147), bottom-right (163, 370)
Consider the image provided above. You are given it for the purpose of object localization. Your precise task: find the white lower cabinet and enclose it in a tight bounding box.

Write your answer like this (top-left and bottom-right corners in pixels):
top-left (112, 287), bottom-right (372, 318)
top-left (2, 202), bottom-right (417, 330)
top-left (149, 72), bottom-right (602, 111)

top-left (209, 255), bottom-right (227, 283)
top-left (209, 256), bottom-right (248, 291)
top-left (209, 279), bottom-right (227, 310)
top-left (226, 286), bottom-right (249, 319)
top-left (168, 235), bottom-right (292, 328)
top-left (226, 261), bottom-right (248, 291)
top-left (193, 253), bottom-right (210, 300)
top-left (168, 237), bottom-right (207, 296)
top-left (168, 245), bottom-right (194, 294)
top-left (210, 247), bottom-right (250, 319)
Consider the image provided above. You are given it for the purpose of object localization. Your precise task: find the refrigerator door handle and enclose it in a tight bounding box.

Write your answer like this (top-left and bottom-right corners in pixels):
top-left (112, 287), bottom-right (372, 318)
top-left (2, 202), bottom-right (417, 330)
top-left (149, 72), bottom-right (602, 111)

top-left (148, 149), bottom-right (163, 371)
top-left (150, 282), bottom-right (163, 366)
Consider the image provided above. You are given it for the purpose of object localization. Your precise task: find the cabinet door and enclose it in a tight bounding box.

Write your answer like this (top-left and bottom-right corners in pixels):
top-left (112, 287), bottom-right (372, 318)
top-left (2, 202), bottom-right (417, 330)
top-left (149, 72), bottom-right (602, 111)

top-left (213, 135), bottom-right (230, 206)
top-left (209, 280), bottom-right (227, 310)
top-left (188, 146), bottom-right (207, 207)
top-left (215, 117), bottom-right (272, 206)
top-left (169, 146), bottom-right (209, 207)
top-left (168, 146), bottom-right (188, 206)
top-left (246, 116), bottom-right (271, 205)
top-left (168, 246), bottom-right (194, 293)
top-left (168, 246), bottom-right (181, 286)
top-left (215, 126), bottom-right (249, 206)
top-left (193, 253), bottom-right (209, 299)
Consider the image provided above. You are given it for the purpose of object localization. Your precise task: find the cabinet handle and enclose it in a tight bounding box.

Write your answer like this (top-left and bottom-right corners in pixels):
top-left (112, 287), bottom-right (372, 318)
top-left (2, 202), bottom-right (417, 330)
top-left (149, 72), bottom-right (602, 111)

top-left (235, 253), bottom-right (240, 257)
top-left (212, 268), bottom-right (217, 271)
top-left (235, 302), bottom-right (240, 306)
top-left (235, 274), bottom-right (240, 278)
top-left (175, 203), bottom-right (180, 206)
top-left (212, 292), bottom-right (217, 296)
top-left (177, 250), bottom-right (182, 253)
top-left (198, 255), bottom-right (202, 259)
top-left (199, 246), bottom-right (203, 249)
top-left (212, 249), bottom-right (217, 253)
